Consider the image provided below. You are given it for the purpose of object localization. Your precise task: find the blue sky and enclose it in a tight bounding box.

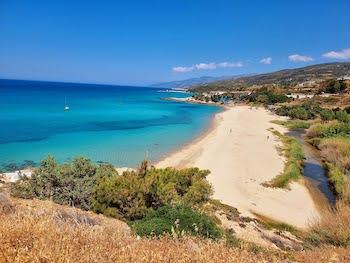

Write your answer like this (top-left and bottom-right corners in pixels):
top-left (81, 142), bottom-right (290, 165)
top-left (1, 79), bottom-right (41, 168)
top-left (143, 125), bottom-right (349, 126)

top-left (0, 0), bottom-right (349, 86)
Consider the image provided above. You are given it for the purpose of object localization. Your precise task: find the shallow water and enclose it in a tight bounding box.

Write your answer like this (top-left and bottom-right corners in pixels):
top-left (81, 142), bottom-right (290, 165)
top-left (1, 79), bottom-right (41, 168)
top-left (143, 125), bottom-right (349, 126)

top-left (286, 129), bottom-right (336, 205)
top-left (0, 79), bottom-right (220, 170)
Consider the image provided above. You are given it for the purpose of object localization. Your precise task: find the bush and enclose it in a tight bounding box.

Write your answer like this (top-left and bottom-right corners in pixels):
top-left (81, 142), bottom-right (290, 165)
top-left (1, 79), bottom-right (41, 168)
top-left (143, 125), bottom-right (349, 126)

top-left (276, 101), bottom-right (322, 120)
top-left (130, 205), bottom-right (222, 239)
top-left (289, 107), bottom-right (309, 120)
top-left (321, 79), bottom-right (347, 94)
top-left (306, 121), bottom-right (350, 139)
top-left (335, 110), bottom-right (350, 123)
top-left (320, 109), bottom-right (335, 121)
top-left (11, 156), bottom-right (117, 210)
top-left (92, 166), bottom-right (213, 220)
top-left (92, 171), bottom-right (148, 220)
top-left (248, 88), bottom-right (290, 105)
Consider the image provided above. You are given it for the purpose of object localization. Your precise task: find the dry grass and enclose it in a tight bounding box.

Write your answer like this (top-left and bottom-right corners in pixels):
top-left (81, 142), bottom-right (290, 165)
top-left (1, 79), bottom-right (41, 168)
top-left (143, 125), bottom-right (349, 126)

top-left (294, 246), bottom-right (350, 263)
top-left (319, 137), bottom-right (350, 174)
top-left (318, 137), bottom-right (350, 202)
top-left (2, 194), bottom-right (350, 262)
top-left (0, 194), bottom-right (290, 263)
top-left (308, 201), bottom-right (350, 247)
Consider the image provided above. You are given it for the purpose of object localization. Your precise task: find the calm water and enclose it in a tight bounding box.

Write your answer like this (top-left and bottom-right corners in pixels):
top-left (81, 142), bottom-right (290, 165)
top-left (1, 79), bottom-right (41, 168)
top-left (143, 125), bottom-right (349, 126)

top-left (287, 129), bottom-right (336, 205)
top-left (0, 79), bottom-right (220, 170)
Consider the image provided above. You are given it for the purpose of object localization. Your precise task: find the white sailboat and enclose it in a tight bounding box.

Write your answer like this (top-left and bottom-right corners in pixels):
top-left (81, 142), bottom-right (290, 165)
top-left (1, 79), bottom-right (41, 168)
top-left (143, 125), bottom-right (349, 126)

top-left (64, 97), bottom-right (70, 111)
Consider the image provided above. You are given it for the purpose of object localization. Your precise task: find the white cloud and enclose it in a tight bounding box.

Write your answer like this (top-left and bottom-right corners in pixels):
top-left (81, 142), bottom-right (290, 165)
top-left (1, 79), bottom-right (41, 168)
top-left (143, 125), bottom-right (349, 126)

top-left (172, 66), bottom-right (194, 73)
top-left (217, 61), bottom-right (243, 68)
top-left (260, 57), bottom-right (272, 65)
top-left (322, 48), bottom-right (350, 60)
top-left (173, 61), bottom-right (243, 73)
top-left (288, 54), bottom-right (314, 62)
top-left (195, 63), bottom-right (217, 70)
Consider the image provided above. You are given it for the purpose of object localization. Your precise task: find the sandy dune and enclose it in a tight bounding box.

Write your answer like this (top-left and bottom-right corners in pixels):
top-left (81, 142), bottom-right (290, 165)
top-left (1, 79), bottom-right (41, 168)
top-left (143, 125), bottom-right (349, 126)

top-left (157, 105), bottom-right (319, 229)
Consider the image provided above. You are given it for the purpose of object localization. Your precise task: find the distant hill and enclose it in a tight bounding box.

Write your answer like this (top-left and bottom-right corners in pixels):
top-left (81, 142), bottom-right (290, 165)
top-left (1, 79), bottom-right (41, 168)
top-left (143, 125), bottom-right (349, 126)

top-left (190, 62), bottom-right (350, 92)
top-left (150, 74), bottom-right (251, 89)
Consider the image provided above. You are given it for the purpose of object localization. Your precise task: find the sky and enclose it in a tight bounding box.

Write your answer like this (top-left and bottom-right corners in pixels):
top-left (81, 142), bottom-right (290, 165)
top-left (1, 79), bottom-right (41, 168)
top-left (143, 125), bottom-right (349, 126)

top-left (0, 0), bottom-right (349, 86)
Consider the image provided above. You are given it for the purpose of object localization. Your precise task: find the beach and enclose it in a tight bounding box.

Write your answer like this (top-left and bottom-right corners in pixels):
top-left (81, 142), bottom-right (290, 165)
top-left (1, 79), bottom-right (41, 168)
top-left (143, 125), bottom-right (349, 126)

top-left (157, 105), bottom-right (320, 229)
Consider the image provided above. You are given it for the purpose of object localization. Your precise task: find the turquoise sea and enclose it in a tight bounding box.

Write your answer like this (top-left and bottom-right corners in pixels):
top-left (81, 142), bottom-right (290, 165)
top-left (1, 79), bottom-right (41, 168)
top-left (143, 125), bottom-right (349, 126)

top-left (0, 79), bottom-right (220, 171)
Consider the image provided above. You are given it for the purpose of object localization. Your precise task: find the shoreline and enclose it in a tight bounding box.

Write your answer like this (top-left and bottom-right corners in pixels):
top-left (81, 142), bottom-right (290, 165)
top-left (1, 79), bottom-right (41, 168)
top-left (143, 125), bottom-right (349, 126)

top-left (152, 105), bottom-right (225, 166)
top-left (156, 105), bottom-right (320, 229)
top-left (1, 103), bottom-right (321, 229)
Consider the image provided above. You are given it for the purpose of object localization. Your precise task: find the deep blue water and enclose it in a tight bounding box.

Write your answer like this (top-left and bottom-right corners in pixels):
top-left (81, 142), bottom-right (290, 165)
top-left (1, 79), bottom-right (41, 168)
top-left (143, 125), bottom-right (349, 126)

top-left (0, 79), bottom-right (220, 170)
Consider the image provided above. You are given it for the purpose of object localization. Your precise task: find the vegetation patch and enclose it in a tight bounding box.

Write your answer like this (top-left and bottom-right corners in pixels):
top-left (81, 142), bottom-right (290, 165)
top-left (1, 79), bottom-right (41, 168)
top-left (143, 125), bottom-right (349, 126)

top-left (276, 100), bottom-right (350, 122)
top-left (271, 119), bottom-right (312, 130)
top-left (246, 87), bottom-right (290, 105)
top-left (92, 163), bottom-right (213, 220)
top-left (11, 157), bottom-right (217, 239)
top-left (10, 156), bottom-right (104, 210)
top-left (130, 205), bottom-right (222, 239)
top-left (308, 201), bottom-right (350, 247)
top-left (253, 213), bottom-right (300, 236)
top-left (306, 121), bottom-right (350, 139)
top-left (264, 129), bottom-right (304, 188)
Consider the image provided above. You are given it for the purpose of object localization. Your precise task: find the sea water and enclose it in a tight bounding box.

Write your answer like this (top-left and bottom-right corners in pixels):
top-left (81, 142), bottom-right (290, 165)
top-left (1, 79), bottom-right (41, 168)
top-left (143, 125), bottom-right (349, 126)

top-left (0, 79), bottom-right (220, 170)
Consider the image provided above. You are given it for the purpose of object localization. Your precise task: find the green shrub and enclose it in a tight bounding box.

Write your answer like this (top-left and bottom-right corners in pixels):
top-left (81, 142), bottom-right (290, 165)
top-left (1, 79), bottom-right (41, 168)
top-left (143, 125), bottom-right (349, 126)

top-left (321, 79), bottom-right (347, 94)
top-left (306, 121), bottom-right (350, 139)
top-left (289, 107), bottom-right (309, 120)
top-left (130, 205), bottom-right (222, 239)
top-left (276, 101), bottom-right (324, 120)
top-left (320, 109), bottom-right (335, 121)
top-left (10, 156), bottom-right (111, 210)
top-left (92, 166), bottom-right (213, 220)
top-left (335, 110), bottom-right (350, 123)
top-left (92, 171), bottom-right (148, 220)
top-left (248, 88), bottom-right (290, 105)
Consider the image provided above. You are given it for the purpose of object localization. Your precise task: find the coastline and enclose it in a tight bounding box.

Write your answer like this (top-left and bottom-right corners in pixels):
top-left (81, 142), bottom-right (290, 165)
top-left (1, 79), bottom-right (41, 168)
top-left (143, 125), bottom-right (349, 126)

top-left (152, 105), bottom-right (225, 166)
top-left (156, 105), bottom-right (320, 229)
top-left (0, 103), bottom-right (321, 229)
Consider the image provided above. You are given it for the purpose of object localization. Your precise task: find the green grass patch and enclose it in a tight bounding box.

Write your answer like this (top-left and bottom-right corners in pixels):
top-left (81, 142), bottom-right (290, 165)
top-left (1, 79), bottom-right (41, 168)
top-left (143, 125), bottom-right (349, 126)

top-left (253, 213), bottom-right (300, 236)
top-left (265, 129), bottom-right (304, 188)
top-left (271, 119), bottom-right (312, 130)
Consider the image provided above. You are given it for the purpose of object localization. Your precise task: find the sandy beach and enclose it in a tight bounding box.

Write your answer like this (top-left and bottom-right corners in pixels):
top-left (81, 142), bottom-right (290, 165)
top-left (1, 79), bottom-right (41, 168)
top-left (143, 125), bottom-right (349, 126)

top-left (157, 105), bottom-right (320, 229)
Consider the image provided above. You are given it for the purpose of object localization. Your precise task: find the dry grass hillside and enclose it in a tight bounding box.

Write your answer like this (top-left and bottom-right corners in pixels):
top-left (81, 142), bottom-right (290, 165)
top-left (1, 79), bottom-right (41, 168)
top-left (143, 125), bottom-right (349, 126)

top-left (1, 193), bottom-right (350, 262)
